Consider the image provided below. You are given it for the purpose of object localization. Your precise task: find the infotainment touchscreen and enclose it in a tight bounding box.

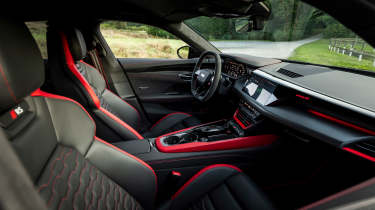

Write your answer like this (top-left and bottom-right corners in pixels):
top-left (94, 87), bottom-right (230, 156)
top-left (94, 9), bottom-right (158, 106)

top-left (243, 76), bottom-right (277, 105)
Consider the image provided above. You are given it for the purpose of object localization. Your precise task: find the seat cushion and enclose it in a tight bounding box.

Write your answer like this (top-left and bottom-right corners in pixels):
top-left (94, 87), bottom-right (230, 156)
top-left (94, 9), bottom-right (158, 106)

top-left (163, 164), bottom-right (274, 210)
top-left (37, 145), bottom-right (142, 210)
top-left (143, 113), bottom-right (201, 138)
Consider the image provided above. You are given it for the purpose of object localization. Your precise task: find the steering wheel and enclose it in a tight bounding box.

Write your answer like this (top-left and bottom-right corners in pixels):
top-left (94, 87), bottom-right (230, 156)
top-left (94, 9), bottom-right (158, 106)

top-left (191, 51), bottom-right (222, 102)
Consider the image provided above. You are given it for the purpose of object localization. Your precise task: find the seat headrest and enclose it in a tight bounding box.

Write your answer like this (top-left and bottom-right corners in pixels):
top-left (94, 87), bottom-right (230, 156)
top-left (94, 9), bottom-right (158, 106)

top-left (0, 19), bottom-right (44, 113)
top-left (66, 28), bottom-right (87, 61)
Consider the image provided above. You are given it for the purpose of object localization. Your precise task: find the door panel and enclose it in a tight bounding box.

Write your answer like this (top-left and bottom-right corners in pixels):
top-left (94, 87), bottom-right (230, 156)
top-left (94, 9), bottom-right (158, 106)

top-left (118, 58), bottom-right (203, 122)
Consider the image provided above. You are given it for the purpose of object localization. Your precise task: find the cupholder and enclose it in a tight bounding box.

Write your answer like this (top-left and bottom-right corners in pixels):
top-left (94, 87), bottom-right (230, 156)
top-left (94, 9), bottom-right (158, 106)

top-left (180, 133), bottom-right (198, 143)
top-left (164, 136), bottom-right (181, 145)
top-left (164, 133), bottom-right (198, 145)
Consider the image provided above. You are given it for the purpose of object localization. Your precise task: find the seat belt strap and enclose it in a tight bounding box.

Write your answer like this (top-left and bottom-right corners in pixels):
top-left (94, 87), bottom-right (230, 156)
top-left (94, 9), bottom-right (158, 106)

top-left (88, 48), bottom-right (110, 88)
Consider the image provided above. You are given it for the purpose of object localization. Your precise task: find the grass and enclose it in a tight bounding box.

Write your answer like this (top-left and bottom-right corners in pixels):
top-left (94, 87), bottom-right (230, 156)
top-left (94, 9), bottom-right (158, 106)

top-left (101, 29), bottom-right (186, 59)
top-left (25, 22), bottom-right (48, 59)
top-left (288, 39), bottom-right (375, 72)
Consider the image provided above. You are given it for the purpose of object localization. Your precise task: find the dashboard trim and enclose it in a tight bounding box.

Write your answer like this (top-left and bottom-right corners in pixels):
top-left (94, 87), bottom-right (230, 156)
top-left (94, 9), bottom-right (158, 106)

top-left (254, 70), bottom-right (375, 119)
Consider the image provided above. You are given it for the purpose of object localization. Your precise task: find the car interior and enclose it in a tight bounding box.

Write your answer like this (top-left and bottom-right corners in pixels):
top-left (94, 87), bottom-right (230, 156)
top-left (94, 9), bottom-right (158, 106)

top-left (2, 0), bottom-right (375, 209)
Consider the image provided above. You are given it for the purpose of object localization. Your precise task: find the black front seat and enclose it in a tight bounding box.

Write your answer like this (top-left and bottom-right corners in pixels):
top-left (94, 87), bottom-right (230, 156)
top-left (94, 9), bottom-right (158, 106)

top-left (48, 28), bottom-right (200, 141)
top-left (0, 20), bottom-right (274, 210)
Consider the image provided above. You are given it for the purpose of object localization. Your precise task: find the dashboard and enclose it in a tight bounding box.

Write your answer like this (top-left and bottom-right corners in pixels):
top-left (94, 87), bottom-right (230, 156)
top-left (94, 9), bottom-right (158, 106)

top-left (219, 53), bottom-right (375, 162)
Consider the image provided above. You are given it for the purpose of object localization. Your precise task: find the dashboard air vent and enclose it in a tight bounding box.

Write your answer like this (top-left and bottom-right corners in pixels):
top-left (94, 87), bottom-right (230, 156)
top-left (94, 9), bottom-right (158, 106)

top-left (277, 68), bottom-right (303, 78)
top-left (350, 140), bottom-right (375, 157)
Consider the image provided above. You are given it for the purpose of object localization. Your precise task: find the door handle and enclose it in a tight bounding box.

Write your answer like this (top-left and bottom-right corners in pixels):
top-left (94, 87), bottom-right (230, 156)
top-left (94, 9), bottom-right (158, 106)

top-left (178, 73), bottom-right (192, 81)
top-left (138, 86), bottom-right (149, 90)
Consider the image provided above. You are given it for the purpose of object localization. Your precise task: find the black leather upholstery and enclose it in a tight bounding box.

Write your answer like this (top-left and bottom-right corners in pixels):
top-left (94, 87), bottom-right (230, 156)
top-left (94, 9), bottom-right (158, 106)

top-left (55, 28), bottom-right (201, 140)
top-left (66, 28), bottom-right (87, 61)
top-left (144, 113), bottom-right (201, 138)
top-left (37, 145), bottom-right (142, 210)
top-left (0, 20), bottom-right (273, 210)
top-left (164, 165), bottom-right (275, 210)
top-left (0, 19), bottom-right (44, 112)
top-left (0, 20), bottom-right (156, 210)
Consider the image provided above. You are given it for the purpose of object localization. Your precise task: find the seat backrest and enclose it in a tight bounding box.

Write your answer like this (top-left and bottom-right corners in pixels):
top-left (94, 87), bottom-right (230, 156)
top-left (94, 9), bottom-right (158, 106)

top-left (0, 20), bottom-right (156, 210)
top-left (48, 27), bottom-right (145, 141)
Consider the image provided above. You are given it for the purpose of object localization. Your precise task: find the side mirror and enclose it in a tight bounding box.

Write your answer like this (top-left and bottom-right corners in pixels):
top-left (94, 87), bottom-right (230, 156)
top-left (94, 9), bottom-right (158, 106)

top-left (177, 46), bottom-right (201, 59)
top-left (177, 46), bottom-right (190, 59)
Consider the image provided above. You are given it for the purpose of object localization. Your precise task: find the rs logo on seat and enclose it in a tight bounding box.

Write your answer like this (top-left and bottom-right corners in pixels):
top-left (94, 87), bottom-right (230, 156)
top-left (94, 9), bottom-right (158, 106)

top-left (14, 106), bottom-right (24, 115)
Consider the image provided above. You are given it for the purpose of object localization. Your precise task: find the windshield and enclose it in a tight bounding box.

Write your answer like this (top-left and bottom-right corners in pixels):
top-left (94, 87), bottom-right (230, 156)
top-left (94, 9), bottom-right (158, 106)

top-left (185, 0), bottom-right (375, 72)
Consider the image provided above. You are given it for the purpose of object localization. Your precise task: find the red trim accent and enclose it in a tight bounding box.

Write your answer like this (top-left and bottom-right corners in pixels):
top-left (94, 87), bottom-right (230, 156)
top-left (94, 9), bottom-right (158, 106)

top-left (172, 171), bottom-right (181, 176)
top-left (0, 64), bottom-right (17, 102)
top-left (300, 176), bottom-right (375, 210)
top-left (60, 32), bottom-right (100, 108)
top-left (31, 89), bottom-right (96, 136)
top-left (343, 147), bottom-right (375, 162)
top-left (10, 110), bottom-right (17, 119)
top-left (105, 88), bottom-right (141, 123)
top-left (233, 109), bottom-right (251, 129)
top-left (31, 89), bottom-right (96, 130)
top-left (171, 164), bottom-right (242, 199)
top-left (156, 132), bottom-right (277, 153)
top-left (309, 109), bottom-right (375, 135)
top-left (150, 112), bottom-right (192, 130)
top-left (99, 107), bottom-right (144, 139)
top-left (296, 94), bottom-right (310, 100)
top-left (61, 33), bottom-right (143, 139)
top-left (94, 136), bottom-right (157, 184)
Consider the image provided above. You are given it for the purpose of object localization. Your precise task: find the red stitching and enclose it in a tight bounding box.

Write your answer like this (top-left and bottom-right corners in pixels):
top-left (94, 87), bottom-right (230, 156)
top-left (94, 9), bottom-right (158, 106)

top-left (123, 190), bottom-right (127, 209)
top-left (83, 166), bottom-right (94, 209)
top-left (105, 182), bottom-right (111, 210)
top-left (73, 160), bottom-right (87, 210)
top-left (47, 148), bottom-right (73, 206)
top-left (114, 185), bottom-right (118, 210)
top-left (96, 176), bottom-right (105, 209)
top-left (118, 186), bottom-right (122, 210)
top-left (0, 63), bottom-right (17, 102)
top-left (57, 151), bottom-right (80, 210)
top-left (38, 148), bottom-right (65, 192)
top-left (87, 170), bottom-right (99, 210)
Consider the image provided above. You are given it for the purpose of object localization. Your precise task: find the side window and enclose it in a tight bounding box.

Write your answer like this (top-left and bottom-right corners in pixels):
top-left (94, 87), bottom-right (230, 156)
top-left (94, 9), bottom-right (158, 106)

top-left (25, 21), bottom-right (48, 59)
top-left (100, 21), bottom-right (187, 59)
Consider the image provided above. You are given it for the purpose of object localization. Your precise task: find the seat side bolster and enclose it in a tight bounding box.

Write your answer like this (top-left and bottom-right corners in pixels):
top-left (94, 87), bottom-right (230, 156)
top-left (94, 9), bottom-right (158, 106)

top-left (86, 138), bottom-right (156, 210)
top-left (170, 164), bottom-right (241, 209)
top-left (32, 90), bottom-right (96, 155)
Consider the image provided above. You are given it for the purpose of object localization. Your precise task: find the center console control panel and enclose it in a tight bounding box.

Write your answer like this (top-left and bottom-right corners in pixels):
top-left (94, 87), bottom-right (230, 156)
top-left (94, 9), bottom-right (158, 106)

top-left (159, 120), bottom-right (235, 147)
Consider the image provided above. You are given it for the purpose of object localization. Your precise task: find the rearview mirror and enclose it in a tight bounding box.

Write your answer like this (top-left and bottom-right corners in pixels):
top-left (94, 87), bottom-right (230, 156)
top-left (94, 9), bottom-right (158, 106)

top-left (235, 16), bottom-right (266, 33)
top-left (234, 1), bottom-right (270, 33)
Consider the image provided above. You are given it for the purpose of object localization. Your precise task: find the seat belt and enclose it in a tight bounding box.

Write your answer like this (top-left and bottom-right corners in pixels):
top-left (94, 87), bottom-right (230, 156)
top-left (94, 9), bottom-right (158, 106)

top-left (88, 46), bottom-right (110, 89)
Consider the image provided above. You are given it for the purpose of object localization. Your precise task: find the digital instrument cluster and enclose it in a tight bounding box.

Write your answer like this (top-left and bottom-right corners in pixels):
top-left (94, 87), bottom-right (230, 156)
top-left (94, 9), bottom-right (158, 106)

top-left (223, 60), bottom-right (247, 79)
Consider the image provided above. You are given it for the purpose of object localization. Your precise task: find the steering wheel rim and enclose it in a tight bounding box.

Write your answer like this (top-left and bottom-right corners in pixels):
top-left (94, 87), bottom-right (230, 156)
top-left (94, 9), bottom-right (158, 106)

top-left (191, 51), bottom-right (222, 102)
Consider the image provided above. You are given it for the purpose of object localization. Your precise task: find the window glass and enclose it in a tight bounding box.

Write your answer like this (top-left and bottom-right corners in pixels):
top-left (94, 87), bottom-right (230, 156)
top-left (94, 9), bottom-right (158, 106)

top-left (25, 21), bottom-right (48, 59)
top-left (185, 0), bottom-right (375, 71)
top-left (100, 21), bottom-right (187, 59)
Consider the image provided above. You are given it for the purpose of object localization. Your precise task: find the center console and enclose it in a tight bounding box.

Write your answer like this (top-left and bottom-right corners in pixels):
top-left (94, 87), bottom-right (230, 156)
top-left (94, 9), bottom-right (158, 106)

top-left (112, 104), bottom-right (279, 199)
top-left (154, 101), bottom-right (276, 153)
